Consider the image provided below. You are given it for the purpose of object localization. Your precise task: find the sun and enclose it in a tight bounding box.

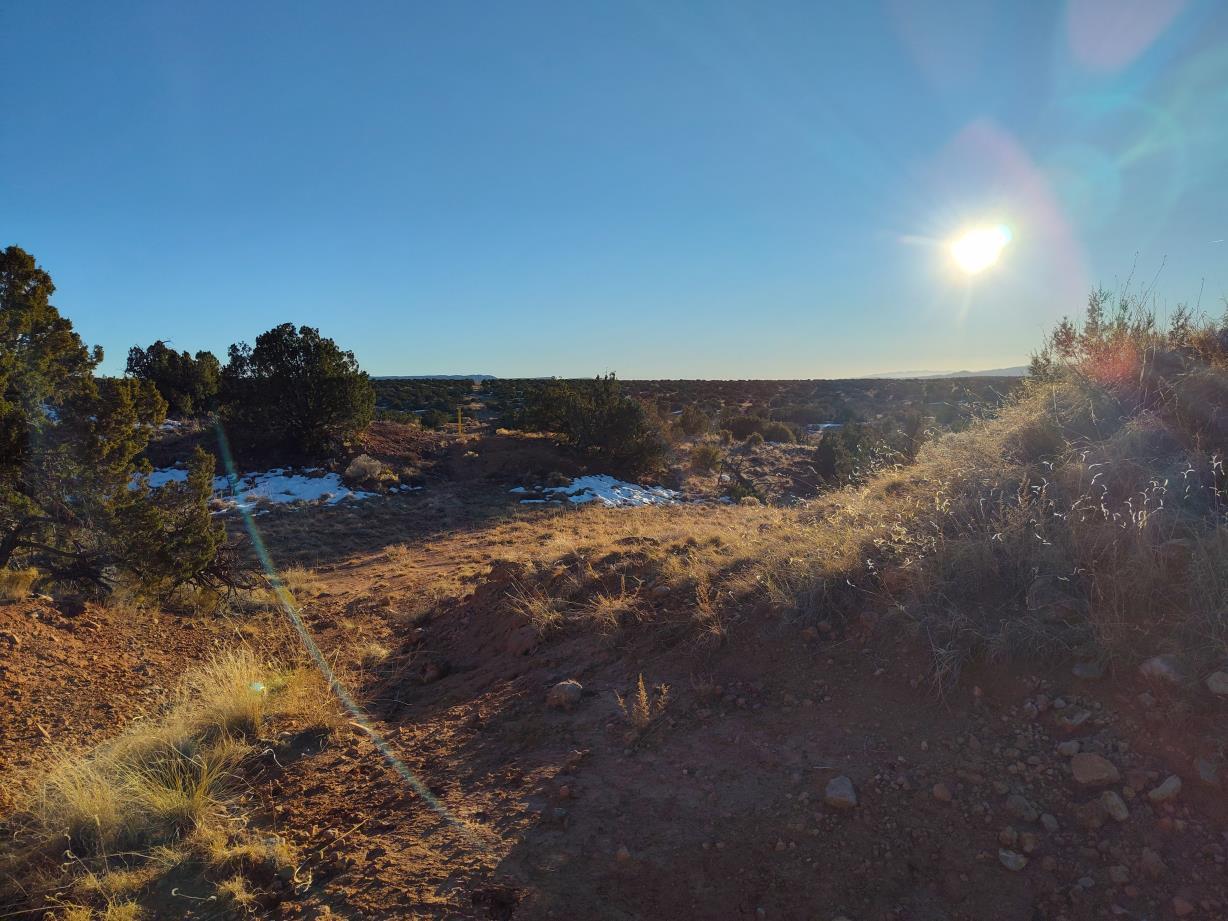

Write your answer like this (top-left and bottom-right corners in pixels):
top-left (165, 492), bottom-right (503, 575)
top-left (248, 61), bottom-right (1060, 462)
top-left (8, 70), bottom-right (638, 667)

top-left (950, 225), bottom-right (1012, 274)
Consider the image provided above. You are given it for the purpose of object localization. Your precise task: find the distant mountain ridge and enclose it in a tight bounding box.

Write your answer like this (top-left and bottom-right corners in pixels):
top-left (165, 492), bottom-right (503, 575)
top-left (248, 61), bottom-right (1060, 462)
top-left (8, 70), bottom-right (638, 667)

top-left (864, 366), bottom-right (1028, 379)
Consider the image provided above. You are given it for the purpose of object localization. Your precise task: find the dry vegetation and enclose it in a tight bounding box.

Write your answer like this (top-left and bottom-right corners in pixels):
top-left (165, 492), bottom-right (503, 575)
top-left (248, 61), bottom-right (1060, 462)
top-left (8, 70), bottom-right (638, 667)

top-left (1, 647), bottom-right (340, 918)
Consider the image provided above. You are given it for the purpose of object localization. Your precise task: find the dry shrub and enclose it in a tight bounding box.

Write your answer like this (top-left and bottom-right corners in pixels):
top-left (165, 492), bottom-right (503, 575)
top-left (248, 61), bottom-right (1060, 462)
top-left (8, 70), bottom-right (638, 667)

top-left (690, 442), bottom-right (723, 473)
top-left (277, 565), bottom-right (323, 599)
top-left (616, 674), bottom-right (669, 740)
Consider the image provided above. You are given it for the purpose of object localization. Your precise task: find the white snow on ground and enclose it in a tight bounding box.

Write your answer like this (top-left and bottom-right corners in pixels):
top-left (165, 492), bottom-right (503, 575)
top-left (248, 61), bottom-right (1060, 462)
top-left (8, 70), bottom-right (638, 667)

top-left (512, 474), bottom-right (680, 508)
top-left (136, 467), bottom-right (375, 512)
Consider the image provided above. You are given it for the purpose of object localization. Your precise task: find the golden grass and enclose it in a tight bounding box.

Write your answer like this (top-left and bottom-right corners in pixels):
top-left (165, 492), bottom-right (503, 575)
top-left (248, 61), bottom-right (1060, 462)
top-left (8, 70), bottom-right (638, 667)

top-left (616, 674), bottom-right (670, 741)
top-left (0, 566), bottom-right (39, 600)
top-left (8, 646), bottom-right (336, 917)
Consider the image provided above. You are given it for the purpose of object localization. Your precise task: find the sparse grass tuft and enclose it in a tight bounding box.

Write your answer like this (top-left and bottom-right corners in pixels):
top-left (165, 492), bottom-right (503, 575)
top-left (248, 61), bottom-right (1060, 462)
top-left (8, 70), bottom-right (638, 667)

top-left (616, 673), bottom-right (669, 740)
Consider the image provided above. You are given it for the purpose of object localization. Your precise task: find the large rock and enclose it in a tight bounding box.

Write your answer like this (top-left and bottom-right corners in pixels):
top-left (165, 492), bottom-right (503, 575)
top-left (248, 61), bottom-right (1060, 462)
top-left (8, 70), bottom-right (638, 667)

top-left (1071, 752), bottom-right (1121, 786)
top-left (1139, 654), bottom-right (1183, 684)
top-left (824, 775), bottom-right (858, 809)
top-left (546, 680), bottom-right (584, 711)
top-left (1205, 671), bottom-right (1228, 697)
top-left (1101, 791), bottom-right (1130, 822)
top-left (1148, 775), bottom-right (1182, 803)
top-left (1025, 575), bottom-right (1082, 622)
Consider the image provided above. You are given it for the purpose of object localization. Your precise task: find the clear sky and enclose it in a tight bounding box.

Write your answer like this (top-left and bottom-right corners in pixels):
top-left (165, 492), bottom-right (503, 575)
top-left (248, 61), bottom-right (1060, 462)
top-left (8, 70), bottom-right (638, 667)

top-left (4, 1), bottom-right (1227, 378)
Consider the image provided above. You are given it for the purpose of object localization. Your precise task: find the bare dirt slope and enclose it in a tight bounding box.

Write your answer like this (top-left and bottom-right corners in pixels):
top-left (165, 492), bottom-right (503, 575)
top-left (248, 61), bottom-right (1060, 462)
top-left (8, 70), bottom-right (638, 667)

top-left (4, 500), bottom-right (1228, 920)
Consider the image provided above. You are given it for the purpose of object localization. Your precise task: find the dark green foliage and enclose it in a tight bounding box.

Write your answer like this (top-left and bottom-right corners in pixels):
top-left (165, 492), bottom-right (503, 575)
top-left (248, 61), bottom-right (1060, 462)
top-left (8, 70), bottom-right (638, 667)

top-left (812, 424), bottom-right (870, 484)
top-left (745, 431), bottom-right (764, 447)
top-left (724, 415), bottom-right (764, 440)
top-left (0, 246), bottom-right (226, 596)
top-left (373, 378), bottom-right (476, 416)
top-left (126, 341), bottom-right (220, 416)
top-left (220, 323), bottom-right (375, 459)
top-left (521, 374), bottom-right (667, 475)
top-left (115, 448), bottom-right (224, 598)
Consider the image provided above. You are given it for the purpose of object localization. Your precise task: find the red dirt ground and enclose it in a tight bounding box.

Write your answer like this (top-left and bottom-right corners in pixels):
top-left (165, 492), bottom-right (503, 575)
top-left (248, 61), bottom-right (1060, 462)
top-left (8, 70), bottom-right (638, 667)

top-left (4, 502), bottom-right (1228, 920)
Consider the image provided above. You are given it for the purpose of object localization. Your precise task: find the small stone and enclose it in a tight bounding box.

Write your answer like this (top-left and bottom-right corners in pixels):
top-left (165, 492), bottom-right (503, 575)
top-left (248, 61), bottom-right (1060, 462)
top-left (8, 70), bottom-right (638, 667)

top-left (1057, 740), bottom-right (1081, 757)
top-left (616, 845), bottom-right (632, 863)
top-left (1172, 896), bottom-right (1195, 917)
top-left (824, 775), bottom-right (858, 809)
top-left (998, 849), bottom-right (1028, 871)
top-left (999, 826), bottom-right (1019, 847)
top-left (1019, 831), bottom-right (1039, 854)
top-left (1139, 654), bottom-right (1183, 684)
top-left (1101, 791), bottom-right (1130, 822)
top-left (1206, 671), bottom-right (1228, 696)
top-left (1005, 794), bottom-right (1038, 822)
top-left (546, 680), bottom-right (584, 710)
top-left (1139, 847), bottom-right (1167, 878)
top-left (1056, 709), bottom-right (1091, 731)
top-left (1194, 757), bottom-right (1220, 787)
top-left (1071, 752), bottom-right (1120, 786)
top-left (1073, 661), bottom-right (1104, 679)
top-left (1148, 775), bottom-right (1182, 802)
top-left (1040, 813), bottom-right (1059, 832)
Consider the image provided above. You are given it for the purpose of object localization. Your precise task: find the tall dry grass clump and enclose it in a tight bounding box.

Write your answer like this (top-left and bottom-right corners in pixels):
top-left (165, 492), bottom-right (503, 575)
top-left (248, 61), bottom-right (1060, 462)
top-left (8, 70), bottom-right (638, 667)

top-left (3, 648), bottom-right (337, 916)
top-left (845, 289), bottom-right (1228, 681)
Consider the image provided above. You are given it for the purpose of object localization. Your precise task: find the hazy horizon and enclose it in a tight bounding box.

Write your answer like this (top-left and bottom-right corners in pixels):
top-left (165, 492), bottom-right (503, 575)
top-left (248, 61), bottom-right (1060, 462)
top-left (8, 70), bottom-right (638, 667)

top-left (5, 2), bottom-right (1226, 378)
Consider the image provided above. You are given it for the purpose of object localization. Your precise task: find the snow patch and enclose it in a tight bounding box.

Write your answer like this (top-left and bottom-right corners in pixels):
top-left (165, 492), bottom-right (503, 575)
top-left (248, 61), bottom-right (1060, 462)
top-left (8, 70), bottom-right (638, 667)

top-left (515, 474), bottom-right (681, 508)
top-left (136, 466), bottom-right (376, 513)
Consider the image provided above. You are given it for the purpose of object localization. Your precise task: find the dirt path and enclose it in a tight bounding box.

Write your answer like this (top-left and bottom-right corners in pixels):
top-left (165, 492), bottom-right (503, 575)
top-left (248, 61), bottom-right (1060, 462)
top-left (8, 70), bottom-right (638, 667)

top-left (5, 504), bottom-right (1228, 919)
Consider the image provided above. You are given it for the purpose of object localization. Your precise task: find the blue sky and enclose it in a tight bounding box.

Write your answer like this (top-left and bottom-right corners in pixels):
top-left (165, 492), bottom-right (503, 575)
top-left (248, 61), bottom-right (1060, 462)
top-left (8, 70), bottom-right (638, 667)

top-left (4, 1), bottom-right (1227, 377)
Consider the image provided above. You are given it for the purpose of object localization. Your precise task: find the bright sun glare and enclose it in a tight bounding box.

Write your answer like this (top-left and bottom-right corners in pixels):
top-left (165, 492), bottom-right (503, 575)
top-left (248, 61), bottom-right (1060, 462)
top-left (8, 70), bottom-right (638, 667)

top-left (950, 225), bottom-right (1012, 274)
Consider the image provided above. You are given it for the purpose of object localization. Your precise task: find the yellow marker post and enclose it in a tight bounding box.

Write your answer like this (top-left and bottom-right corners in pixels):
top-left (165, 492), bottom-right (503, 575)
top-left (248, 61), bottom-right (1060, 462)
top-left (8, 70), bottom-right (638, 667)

top-left (457, 406), bottom-right (463, 437)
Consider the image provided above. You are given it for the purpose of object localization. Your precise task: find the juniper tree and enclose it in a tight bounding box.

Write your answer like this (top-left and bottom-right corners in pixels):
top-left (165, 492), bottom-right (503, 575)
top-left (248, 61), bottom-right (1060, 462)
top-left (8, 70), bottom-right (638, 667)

top-left (0, 245), bottom-right (225, 596)
top-left (219, 323), bottom-right (375, 459)
top-left (126, 340), bottom-right (221, 416)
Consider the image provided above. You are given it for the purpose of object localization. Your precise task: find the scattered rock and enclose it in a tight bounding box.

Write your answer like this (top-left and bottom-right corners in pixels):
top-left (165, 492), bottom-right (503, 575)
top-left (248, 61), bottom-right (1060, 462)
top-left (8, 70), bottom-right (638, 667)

top-left (1071, 752), bottom-right (1121, 786)
top-left (1139, 847), bottom-right (1167, 879)
top-left (1057, 740), bottom-right (1081, 757)
top-left (616, 845), bottom-right (632, 863)
top-left (1040, 813), bottom-right (1059, 832)
top-left (546, 680), bottom-right (584, 711)
top-left (1107, 865), bottom-right (1129, 885)
top-left (1205, 671), bottom-right (1228, 697)
top-left (1072, 660), bottom-right (1104, 680)
top-left (1194, 757), bottom-right (1220, 787)
top-left (1139, 654), bottom-right (1183, 685)
top-left (1004, 794), bottom-right (1038, 822)
top-left (1056, 709), bottom-right (1091, 731)
top-left (1026, 575), bottom-right (1082, 622)
top-left (1173, 896), bottom-right (1195, 917)
top-left (1148, 775), bottom-right (1182, 803)
top-left (932, 783), bottom-right (952, 802)
top-left (824, 775), bottom-right (858, 809)
top-left (998, 849), bottom-right (1028, 871)
top-left (1101, 790), bottom-right (1130, 822)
